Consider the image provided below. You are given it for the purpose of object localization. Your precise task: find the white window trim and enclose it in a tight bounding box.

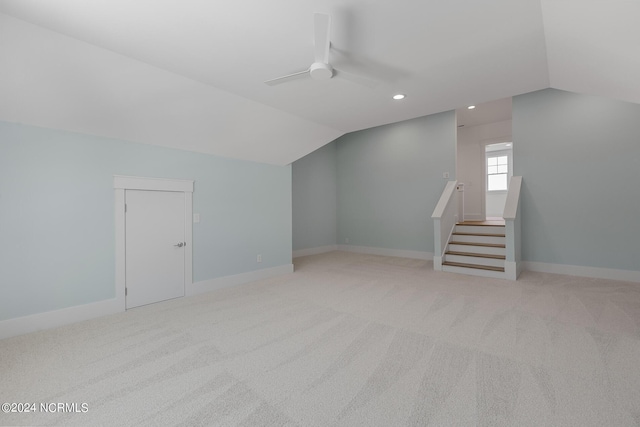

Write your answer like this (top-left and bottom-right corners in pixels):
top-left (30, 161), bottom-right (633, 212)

top-left (113, 175), bottom-right (194, 310)
top-left (486, 149), bottom-right (512, 193)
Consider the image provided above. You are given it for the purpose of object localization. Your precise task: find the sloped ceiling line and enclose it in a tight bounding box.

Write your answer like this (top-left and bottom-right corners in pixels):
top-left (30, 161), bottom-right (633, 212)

top-left (0, 0), bottom-right (638, 165)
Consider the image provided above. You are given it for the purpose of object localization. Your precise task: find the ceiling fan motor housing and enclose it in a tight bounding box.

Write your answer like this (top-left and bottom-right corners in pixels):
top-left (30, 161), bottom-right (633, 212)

top-left (310, 62), bottom-right (333, 80)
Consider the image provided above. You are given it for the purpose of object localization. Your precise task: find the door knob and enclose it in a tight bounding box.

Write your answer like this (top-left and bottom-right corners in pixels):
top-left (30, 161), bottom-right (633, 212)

top-left (174, 242), bottom-right (184, 247)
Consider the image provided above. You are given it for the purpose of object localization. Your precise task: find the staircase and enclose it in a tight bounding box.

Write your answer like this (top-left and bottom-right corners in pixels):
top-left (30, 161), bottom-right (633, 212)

top-left (432, 177), bottom-right (522, 280)
top-left (442, 221), bottom-right (507, 278)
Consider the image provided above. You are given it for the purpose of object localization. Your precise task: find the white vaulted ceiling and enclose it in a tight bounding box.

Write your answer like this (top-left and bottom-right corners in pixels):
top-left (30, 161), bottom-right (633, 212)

top-left (0, 0), bottom-right (638, 165)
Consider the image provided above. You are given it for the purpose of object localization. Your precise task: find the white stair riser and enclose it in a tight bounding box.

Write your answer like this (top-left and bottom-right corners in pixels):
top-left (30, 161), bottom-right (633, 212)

top-left (448, 244), bottom-right (505, 256)
top-left (442, 265), bottom-right (508, 279)
top-left (451, 234), bottom-right (505, 245)
top-left (455, 225), bottom-right (505, 235)
top-left (444, 254), bottom-right (505, 268)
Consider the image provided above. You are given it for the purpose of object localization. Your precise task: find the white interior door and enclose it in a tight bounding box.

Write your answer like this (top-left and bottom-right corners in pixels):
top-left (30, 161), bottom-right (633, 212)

top-left (125, 190), bottom-right (186, 309)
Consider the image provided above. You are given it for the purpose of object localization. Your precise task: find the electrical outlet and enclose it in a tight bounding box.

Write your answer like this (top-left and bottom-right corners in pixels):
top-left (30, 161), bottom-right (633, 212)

top-left (442, 172), bottom-right (450, 179)
top-left (345, 238), bottom-right (349, 244)
top-left (257, 254), bottom-right (262, 263)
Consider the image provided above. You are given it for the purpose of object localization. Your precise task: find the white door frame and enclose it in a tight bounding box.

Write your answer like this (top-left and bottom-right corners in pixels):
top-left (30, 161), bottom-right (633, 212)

top-left (479, 137), bottom-right (512, 220)
top-left (114, 175), bottom-right (193, 310)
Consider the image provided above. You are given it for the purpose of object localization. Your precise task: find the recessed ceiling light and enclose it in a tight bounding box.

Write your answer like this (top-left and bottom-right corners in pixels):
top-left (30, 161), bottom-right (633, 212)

top-left (393, 94), bottom-right (405, 100)
top-left (467, 105), bottom-right (476, 109)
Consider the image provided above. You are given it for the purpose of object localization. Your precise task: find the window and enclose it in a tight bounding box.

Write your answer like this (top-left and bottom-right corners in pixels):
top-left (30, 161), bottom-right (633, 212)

top-left (487, 154), bottom-right (509, 191)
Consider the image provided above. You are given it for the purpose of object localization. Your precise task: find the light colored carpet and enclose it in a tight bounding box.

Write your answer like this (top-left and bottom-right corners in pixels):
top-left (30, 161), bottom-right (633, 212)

top-left (1, 251), bottom-right (640, 426)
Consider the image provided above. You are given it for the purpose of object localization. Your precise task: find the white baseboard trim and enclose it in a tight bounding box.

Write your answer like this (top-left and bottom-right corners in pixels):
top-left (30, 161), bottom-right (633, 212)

top-left (338, 245), bottom-right (433, 261)
top-left (188, 264), bottom-right (295, 297)
top-left (0, 264), bottom-right (295, 341)
top-left (523, 261), bottom-right (640, 283)
top-left (293, 245), bottom-right (338, 258)
top-left (0, 298), bottom-right (122, 341)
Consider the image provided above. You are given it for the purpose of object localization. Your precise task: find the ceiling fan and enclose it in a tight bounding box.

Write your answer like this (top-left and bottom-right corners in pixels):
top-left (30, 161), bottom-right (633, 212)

top-left (264, 13), bottom-right (363, 86)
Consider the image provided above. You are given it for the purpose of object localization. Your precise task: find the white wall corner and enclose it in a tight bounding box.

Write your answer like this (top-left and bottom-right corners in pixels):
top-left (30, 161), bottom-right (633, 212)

top-left (188, 264), bottom-right (294, 297)
top-left (0, 298), bottom-right (123, 340)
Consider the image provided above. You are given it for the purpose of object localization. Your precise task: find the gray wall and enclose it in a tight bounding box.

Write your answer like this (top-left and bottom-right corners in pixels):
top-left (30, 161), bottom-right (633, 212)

top-left (292, 141), bottom-right (337, 251)
top-left (513, 89), bottom-right (640, 271)
top-left (336, 111), bottom-right (456, 253)
top-left (0, 121), bottom-right (292, 321)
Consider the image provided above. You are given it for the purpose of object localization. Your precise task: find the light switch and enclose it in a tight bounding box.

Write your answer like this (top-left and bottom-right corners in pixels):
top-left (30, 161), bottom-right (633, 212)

top-left (193, 213), bottom-right (200, 223)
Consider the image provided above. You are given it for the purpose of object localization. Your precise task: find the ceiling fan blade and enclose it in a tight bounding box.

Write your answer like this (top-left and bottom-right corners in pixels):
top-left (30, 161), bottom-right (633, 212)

top-left (314, 13), bottom-right (331, 64)
top-left (334, 68), bottom-right (379, 89)
top-left (264, 69), bottom-right (310, 86)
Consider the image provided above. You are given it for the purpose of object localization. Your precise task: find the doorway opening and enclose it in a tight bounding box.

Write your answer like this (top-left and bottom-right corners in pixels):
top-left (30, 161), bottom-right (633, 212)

top-left (455, 97), bottom-right (513, 222)
top-left (484, 142), bottom-right (513, 220)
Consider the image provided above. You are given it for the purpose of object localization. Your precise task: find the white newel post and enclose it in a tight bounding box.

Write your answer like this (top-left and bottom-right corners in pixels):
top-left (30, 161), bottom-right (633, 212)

top-left (503, 176), bottom-right (522, 280)
top-left (457, 183), bottom-right (465, 223)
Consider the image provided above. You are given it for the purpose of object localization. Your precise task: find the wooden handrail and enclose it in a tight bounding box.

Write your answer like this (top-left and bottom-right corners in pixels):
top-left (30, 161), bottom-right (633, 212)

top-left (432, 181), bottom-right (458, 219)
top-left (503, 176), bottom-right (522, 220)
top-left (432, 181), bottom-right (458, 270)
